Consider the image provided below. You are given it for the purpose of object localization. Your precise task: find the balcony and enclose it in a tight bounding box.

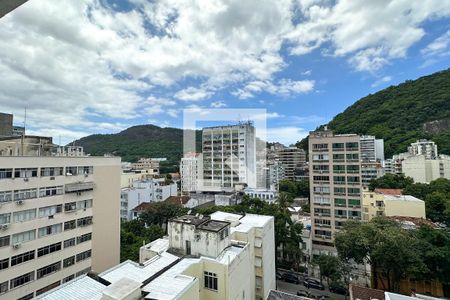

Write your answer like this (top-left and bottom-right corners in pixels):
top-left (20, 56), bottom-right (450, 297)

top-left (65, 182), bottom-right (95, 193)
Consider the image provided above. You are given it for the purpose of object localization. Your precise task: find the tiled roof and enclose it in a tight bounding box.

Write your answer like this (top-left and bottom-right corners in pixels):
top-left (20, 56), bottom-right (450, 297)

top-left (350, 284), bottom-right (385, 300)
top-left (374, 188), bottom-right (403, 195)
top-left (131, 202), bottom-right (152, 212)
top-left (165, 196), bottom-right (190, 205)
top-left (385, 216), bottom-right (439, 228)
top-left (266, 290), bottom-right (312, 300)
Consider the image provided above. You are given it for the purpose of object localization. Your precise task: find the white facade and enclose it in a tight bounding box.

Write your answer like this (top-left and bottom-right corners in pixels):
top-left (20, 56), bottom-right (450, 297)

top-left (408, 140), bottom-right (438, 159)
top-left (402, 154), bottom-right (450, 183)
top-left (360, 135), bottom-right (384, 162)
top-left (180, 154), bottom-right (202, 193)
top-left (120, 178), bottom-right (177, 220)
top-left (244, 188), bottom-right (278, 203)
top-left (37, 212), bottom-right (275, 300)
top-left (0, 156), bottom-right (121, 300)
top-left (201, 123), bottom-right (257, 191)
top-left (276, 147), bottom-right (306, 180)
top-left (266, 160), bottom-right (285, 191)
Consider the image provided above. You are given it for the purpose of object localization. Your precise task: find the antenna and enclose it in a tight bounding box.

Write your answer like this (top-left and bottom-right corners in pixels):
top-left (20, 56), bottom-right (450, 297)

top-left (23, 106), bottom-right (27, 136)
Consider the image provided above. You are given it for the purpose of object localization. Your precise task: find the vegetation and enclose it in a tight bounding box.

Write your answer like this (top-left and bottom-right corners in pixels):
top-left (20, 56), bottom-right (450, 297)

top-left (335, 217), bottom-right (450, 293)
top-left (296, 68), bottom-right (450, 157)
top-left (279, 179), bottom-right (310, 212)
top-left (72, 125), bottom-right (201, 173)
top-left (370, 175), bottom-right (450, 226)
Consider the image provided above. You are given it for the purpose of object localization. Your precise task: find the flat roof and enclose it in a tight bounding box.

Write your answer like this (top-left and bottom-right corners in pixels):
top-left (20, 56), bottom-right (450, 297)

top-left (171, 214), bottom-right (210, 226)
top-left (197, 219), bottom-right (230, 232)
top-left (100, 252), bottom-right (178, 284)
top-left (210, 212), bottom-right (273, 233)
top-left (384, 195), bottom-right (423, 202)
top-left (35, 275), bottom-right (106, 300)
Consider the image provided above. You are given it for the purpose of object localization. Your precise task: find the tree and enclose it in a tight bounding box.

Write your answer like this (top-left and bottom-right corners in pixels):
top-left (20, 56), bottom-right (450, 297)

top-left (424, 192), bottom-right (449, 224)
top-left (120, 220), bottom-right (164, 262)
top-left (313, 254), bottom-right (341, 285)
top-left (139, 202), bottom-right (187, 232)
top-left (368, 173), bottom-right (414, 191)
top-left (279, 180), bottom-right (309, 198)
top-left (335, 218), bottom-right (426, 292)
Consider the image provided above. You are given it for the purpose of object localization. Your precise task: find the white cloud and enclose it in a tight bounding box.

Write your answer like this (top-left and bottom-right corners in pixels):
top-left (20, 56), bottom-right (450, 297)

top-left (288, 0), bottom-right (450, 72)
top-left (266, 126), bottom-right (308, 145)
top-left (174, 87), bottom-right (214, 101)
top-left (233, 79), bottom-right (315, 99)
top-left (422, 30), bottom-right (450, 56)
top-left (210, 101), bottom-right (227, 108)
top-left (371, 75), bottom-right (392, 88)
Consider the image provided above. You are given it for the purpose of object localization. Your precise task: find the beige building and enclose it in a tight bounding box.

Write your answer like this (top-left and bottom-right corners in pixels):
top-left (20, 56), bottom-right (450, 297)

top-left (402, 154), bottom-right (450, 183)
top-left (362, 189), bottom-right (426, 221)
top-left (309, 129), bottom-right (363, 252)
top-left (0, 152), bottom-right (120, 299)
top-left (36, 212), bottom-right (275, 300)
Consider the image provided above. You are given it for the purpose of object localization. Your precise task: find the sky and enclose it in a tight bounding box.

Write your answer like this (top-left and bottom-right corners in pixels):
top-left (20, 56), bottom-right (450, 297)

top-left (0, 0), bottom-right (449, 146)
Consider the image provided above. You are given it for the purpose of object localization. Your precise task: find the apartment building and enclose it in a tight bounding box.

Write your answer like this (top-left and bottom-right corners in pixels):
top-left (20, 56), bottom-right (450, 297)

top-left (201, 122), bottom-right (256, 191)
top-left (362, 188), bottom-right (426, 221)
top-left (408, 139), bottom-right (438, 159)
top-left (130, 158), bottom-right (161, 175)
top-left (266, 160), bottom-right (285, 191)
top-left (36, 212), bottom-right (275, 300)
top-left (309, 129), bottom-right (363, 251)
top-left (360, 135), bottom-right (384, 162)
top-left (120, 178), bottom-right (177, 220)
top-left (180, 153), bottom-right (202, 193)
top-left (402, 154), bottom-right (450, 183)
top-left (276, 147), bottom-right (306, 181)
top-left (0, 152), bottom-right (121, 299)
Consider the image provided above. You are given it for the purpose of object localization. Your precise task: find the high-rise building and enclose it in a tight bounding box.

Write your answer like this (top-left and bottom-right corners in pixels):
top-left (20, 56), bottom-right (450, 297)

top-left (402, 154), bottom-right (450, 183)
top-left (266, 160), bottom-right (285, 191)
top-left (360, 135), bottom-right (384, 162)
top-left (0, 141), bottom-right (120, 299)
top-left (408, 140), bottom-right (438, 159)
top-left (180, 153), bottom-right (202, 193)
top-left (0, 113), bottom-right (14, 138)
top-left (309, 129), bottom-right (362, 252)
top-left (276, 147), bottom-right (306, 181)
top-left (201, 122), bottom-right (256, 191)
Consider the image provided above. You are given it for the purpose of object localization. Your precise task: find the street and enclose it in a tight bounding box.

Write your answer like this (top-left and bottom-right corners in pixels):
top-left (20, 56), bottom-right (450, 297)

top-left (276, 279), bottom-right (347, 300)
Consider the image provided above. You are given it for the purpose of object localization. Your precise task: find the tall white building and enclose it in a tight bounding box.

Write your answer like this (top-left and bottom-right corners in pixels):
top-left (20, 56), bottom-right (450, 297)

top-left (201, 122), bottom-right (256, 191)
top-left (0, 142), bottom-right (121, 299)
top-left (408, 140), bottom-right (438, 159)
top-left (120, 178), bottom-right (177, 220)
top-left (402, 154), bottom-right (450, 183)
top-left (276, 147), bottom-right (306, 181)
top-left (180, 153), bottom-right (202, 193)
top-left (360, 135), bottom-right (384, 162)
top-left (36, 212), bottom-right (275, 300)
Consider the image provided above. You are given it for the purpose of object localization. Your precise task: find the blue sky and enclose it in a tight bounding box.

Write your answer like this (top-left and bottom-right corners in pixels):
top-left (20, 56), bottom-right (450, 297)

top-left (0, 0), bottom-right (449, 145)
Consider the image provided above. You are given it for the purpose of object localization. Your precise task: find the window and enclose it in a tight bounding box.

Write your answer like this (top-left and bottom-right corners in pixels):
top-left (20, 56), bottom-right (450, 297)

top-left (333, 176), bottom-right (346, 184)
top-left (335, 198), bottom-right (346, 207)
top-left (37, 242), bottom-right (61, 257)
top-left (39, 205), bottom-right (62, 218)
top-left (333, 153), bottom-right (345, 161)
top-left (312, 154), bottom-right (329, 161)
top-left (65, 202), bottom-right (77, 212)
top-left (13, 209), bottom-right (36, 223)
top-left (76, 250), bottom-right (92, 262)
top-left (63, 256), bottom-right (75, 268)
top-left (14, 188), bottom-right (38, 201)
top-left (78, 166), bottom-right (93, 175)
top-left (314, 196), bottom-right (330, 205)
top-left (66, 166), bottom-right (78, 176)
top-left (37, 262), bottom-right (61, 279)
top-left (313, 165), bottom-right (329, 173)
top-left (346, 153), bottom-right (359, 161)
top-left (204, 271), bottom-right (218, 291)
top-left (333, 165), bottom-right (346, 173)
top-left (347, 176), bottom-right (360, 183)
top-left (77, 233), bottom-right (92, 244)
top-left (62, 275), bottom-right (75, 283)
top-left (335, 209), bottom-right (347, 218)
top-left (17, 293), bottom-right (34, 300)
top-left (36, 281), bottom-right (60, 296)
top-left (346, 142), bottom-right (359, 151)
top-left (314, 219), bottom-right (331, 226)
top-left (313, 175), bottom-right (329, 182)
top-left (0, 281), bottom-right (8, 294)
top-left (11, 250), bottom-right (35, 266)
top-left (77, 216), bottom-right (93, 227)
top-left (0, 168), bottom-right (13, 179)
top-left (77, 199), bottom-right (93, 210)
top-left (334, 187), bottom-right (346, 195)
top-left (313, 186), bottom-right (330, 194)
top-left (0, 213), bottom-right (11, 225)
top-left (64, 238), bottom-right (76, 249)
top-left (14, 168), bottom-right (38, 178)
top-left (312, 143), bottom-right (328, 151)
top-left (12, 230), bottom-right (35, 244)
top-left (347, 165), bottom-right (359, 173)
top-left (0, 191), bottom-right (13, 203)
top-left (348, 188), bottom-right (361, 196)
top-left (40, 167), bottom-right (64, 177)
top-left (64, 220), bottom-right (77, 231)
top-left (332, 143), bottom-right (344, 150)
top-left (0, 258), bottom-right (9, 270)
top-left (349, 210), bottom-right (361, 219)
top-left (219, 228), bottom-right (228, 240)
top-left (348, 199), bottom-right (361, 207)
top-left (39, 186), bottom-right (64, 197)
top-left (10, 271), bottom-right (34, 289)
top-left (0, 236), bottom-right (10, 247)
top-left (38, 223), bottom-right (62, 238)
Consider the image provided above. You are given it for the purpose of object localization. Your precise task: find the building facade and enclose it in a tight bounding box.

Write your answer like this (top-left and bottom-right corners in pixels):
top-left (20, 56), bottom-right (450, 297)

top-left (276, 147), bottom-right (306, 181)
top-left (402, 154), bottom-right (450, 183)
top-left (309, 129), bottom-right (363, 252)
top-left (0, 155), bottom-right (121, 300)
top-left (408, 139), bottom-right (438, 159)
top-left (180, 153), bottom-right (202, 193)
top-left (201, 122), bottom-right (256, 191)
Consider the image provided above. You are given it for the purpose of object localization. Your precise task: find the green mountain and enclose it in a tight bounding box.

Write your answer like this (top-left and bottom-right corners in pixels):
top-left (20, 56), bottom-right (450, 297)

top-left (297, 68), bottom-right (450, 157)
top-left (72, 125), bottom-right (201, 172)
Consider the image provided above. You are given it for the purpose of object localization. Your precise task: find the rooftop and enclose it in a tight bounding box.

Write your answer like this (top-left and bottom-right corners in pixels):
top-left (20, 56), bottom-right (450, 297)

top-left (350, 284), bottom-right (385, 300)
top-left (385, 216), bottom-right (439, 229)
top-left (197, 219), bottom-right (230, 232)
top-left (375, 188), bottom-right (403, 195)
top-left (266, 289), bottom-right (311, 300)
top-left (165, 196), bottom-right (191, 205)
top-left (35, 275), bottom-right (106, 300)
top-left (171, 214), bottom-right (211, 226)
top-left (384, 195), bottom-right (423, 202)
top-left (210, 211), bottom-right (273, 233)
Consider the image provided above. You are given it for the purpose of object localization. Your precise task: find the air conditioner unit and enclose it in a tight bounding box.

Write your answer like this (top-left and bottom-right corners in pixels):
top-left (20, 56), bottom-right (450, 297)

top-left (50, 176), bottom-right (55, 180)
top-left (1, 224), bottom-right (9, 230)
top-left (13, 243), bottom-right (21, 249)
top-left (318, 213), bottom-right (322, 216)
top-left (15, 200), bottom-right (23, 205)
top-left (48, 215), bottom-right (54, 219)
top-left (23, 178), bottom-right (29, 182)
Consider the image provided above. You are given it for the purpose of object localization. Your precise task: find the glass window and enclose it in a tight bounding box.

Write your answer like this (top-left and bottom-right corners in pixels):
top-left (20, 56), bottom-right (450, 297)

top-left (76, 250), bottom-right (92, 262)
top-left (78, 166), bottom-right (93, 175)
top-left (204, 271), bottom-right (218, 291)
top-left (0, 258), bottom-right (9, 270)
top-left (77, 199), bottom-right (93, 210)
top-left (39, 186), bottom-right (64, 197)
top-left (13, 188), bottom-right (38, 201)
top-left (66, 167), bottom-right (78, 176)
top-left (40, 167), bottom-right (64, 177)
top-left (14, 168), bottom-right (38, 178)
top-left (348, 199), bottom-right (361, 206)
top-left (0, 191), bottom-right (13, 203)
top-left (0, 236), bottom-right (10, 248)
top-left (333, 165), bottom-right (346, 173)
top-left (11, 250), bottom-right (35, 266)
top-left (0, 281), bottom-right (8, 294)
top-left (63, 256), bottom-right (75, 268)
top-left (12, 230), bottom-right (35, 244)
top-left (0, 168), bottom-right (13, 179)
top-left (38, 224), bottom-right (62, 238)
top-left (64, 238), bottom-right (76, 248)
top-left (65, 202), bottom-right (77, 212)
top-left (39, 205), bottom-right (62, 218)
top-left (0, 213), bottom-right (11, 225)
top-left (77, 216), bottom-right (93, 227)
top-left (37, 242), bottom-right (62, 257)
top-left (10, 271), bottom-right (34, 289)
top-left (13, 209), bottom-right (36, 223)
top-left (77, 233), bottom-right (92, 244)
top-left (335, 198), bottom-right (346, 206)
top-left (346, 142), bottom-right (359, 150)
top-left (64, 220), bottom-right (77, 231)
top-left (37, 262), bottom-right (61, 279)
